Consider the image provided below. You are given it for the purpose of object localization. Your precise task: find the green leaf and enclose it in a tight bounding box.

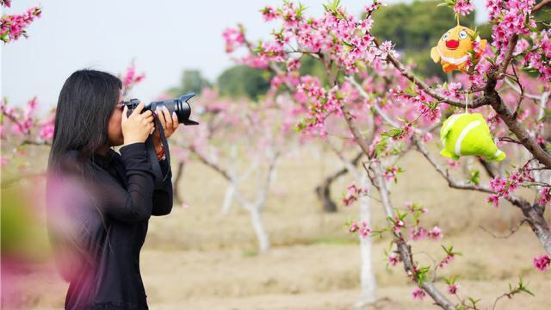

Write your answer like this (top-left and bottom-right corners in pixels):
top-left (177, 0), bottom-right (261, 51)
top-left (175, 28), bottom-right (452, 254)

top-left (468, 170), bottom-right (480, 185)
top-left (416, 265), bottom-right (431, 285)
top-left (382, 127), bottom-right (404, 138)
top-left (375, 137), bottom-right (389, 156)
top-left (467, 297), bottom-right (481, 307)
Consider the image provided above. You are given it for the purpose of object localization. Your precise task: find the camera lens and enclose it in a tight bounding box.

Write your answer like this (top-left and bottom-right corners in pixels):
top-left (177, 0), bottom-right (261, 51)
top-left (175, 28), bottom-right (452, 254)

top-left (148, 93), bottom-right (198, 125)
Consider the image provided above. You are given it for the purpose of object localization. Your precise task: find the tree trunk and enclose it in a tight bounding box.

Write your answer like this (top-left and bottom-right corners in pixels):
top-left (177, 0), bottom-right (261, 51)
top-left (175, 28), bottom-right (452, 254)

top-left (315, 179), bottom-right (338, 213)
top-left (355, 176), bottom-right (376, 307)
top-left (314, 152), bottom-right (364, 213)
top-left (248, 205), bottom-right (270, 253)
top-left (221, 183), bottom-right (236, 215)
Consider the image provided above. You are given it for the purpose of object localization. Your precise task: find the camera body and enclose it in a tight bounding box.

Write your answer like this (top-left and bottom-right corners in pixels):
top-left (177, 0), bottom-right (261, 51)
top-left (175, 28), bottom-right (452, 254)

top-left (123, 92), bottom-right (199, 125)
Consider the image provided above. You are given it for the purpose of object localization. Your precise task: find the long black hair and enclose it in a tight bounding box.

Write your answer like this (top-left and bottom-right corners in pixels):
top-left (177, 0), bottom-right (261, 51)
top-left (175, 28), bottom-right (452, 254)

top-left (48, 69), bottom-right (122, 176)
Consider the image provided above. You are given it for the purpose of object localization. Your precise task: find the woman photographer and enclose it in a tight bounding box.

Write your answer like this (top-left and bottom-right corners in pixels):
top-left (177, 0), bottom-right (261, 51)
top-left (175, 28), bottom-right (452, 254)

top-left (46, 69), bottom-right (178, 310)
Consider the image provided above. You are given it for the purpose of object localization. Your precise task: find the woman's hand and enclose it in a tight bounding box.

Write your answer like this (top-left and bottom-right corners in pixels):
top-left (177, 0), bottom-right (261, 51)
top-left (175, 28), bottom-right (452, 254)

top-left (152, 107), bottom-right (180, 152)
top-left (154, 107), bottom-right (180, 139)
top-left (121, 101), bottom-right (154, 145)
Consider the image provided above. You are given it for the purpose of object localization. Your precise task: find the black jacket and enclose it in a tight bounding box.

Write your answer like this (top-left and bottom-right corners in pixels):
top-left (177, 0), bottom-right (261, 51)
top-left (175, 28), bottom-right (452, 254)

top-left (46, 142), bottom-right (173, 310)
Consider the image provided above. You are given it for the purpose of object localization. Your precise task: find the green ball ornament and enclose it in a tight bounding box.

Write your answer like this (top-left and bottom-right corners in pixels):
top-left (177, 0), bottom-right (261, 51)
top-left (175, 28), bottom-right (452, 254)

top-left (440, 113), bottom-right (506, 161)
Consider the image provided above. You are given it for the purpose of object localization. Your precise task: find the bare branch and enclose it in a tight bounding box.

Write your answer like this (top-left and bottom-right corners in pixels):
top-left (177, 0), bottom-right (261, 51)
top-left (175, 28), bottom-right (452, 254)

top-left (497, 35), bottom-right (519, 77)
top-left (478, 158), bottom-right (497, 179)
top-left (478, 220), bottom-right (529, 239)
top-left (188, 146), bottom-right (232, 182)
top-left (504, 77), bottom-right (540, 101)
top-left (413, 138), bottom-right (494, 194)
top-left (370, 160), bottom-right (456, 310)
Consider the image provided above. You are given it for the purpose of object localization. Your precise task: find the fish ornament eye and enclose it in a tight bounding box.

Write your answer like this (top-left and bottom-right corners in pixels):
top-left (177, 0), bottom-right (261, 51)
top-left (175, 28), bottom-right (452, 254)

top-left (442, 32), bottom-right (449, 41)
top-left (459, 30), bottom-right (468, 40)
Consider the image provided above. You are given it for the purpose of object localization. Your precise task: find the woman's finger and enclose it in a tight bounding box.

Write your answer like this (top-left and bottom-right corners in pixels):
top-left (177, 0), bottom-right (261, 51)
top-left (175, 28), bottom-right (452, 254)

top-left (171, 111), bottom-right (179, 129)
top-left (156, 108), bottom-right (167, 129)
top-left (162, 107), bottom-right (172, 130)
top-left (131, 101), bottom-right (145, 117)
top-left (144, 116), bottom-right (154, 124)
top-left (142, 117), bottom-right (153, 126)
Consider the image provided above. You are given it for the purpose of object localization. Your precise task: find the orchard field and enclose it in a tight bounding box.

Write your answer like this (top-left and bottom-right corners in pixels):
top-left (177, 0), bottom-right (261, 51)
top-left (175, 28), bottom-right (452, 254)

top-left (3, 146), bottom-right (550, 309)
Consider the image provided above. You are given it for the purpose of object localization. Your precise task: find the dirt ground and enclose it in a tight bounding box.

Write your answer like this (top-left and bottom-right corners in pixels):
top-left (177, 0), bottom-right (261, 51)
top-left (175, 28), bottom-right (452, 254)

top-left (2, 146), bottom-right (551, 309)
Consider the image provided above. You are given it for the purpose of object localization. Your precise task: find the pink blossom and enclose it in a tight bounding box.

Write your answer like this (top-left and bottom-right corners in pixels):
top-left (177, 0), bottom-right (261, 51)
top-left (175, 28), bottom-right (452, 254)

top-left (454, 0), bottom-right (474, 16)
top-left (410, 227), bottom-right (428, 241)
top-left (358, 224), bottom-right (371, 238)
top-left (0, 6), bottom-right (41, 43)
top-left (533, 254), bottom-right (550, 272)
top-left (412, 287), bottom-right (426, 300)
top-left (486, 0), bottom-right (502, 20)
top-left (488, 169), bottom-right (535, 207)
top-left (343, 183), bottom-right (368, 206)
top-left (240, 54), bottom-right (270, 69)
top-left (348, 221), bottom-right (371, 239)
top-left (513, 39), bottom-right (530, 56)
top-left (39, 121), bottom-right (55, 141)
top-left (349, 222), bottom-right (360, 233)
top-left (222, 27), bottom-right (245, 53)
top-left (383, 166), bottom-right (402, 182)
top-left (388, 252), bottom-right (400, 266)
top-left (393, 218), bottom-right (405, 233)
top-left (489, 0), bottom-right (536, 63)
top-left (422, 132), bottom-right (433, 143)
top-left (447, 159), bottom-right (461, 169)
top-left (428, 226), bottom-right (443, 240)
top-left (538, 188), bottom-right (551, 206)
top-left (286, 58), bottom-right (301, 72)
top-left (378, 40), bottom-right (396, 59)
top-left (447, 283), bottom-right (459, 295)
top-left (438, 254), bottom-right (455, 268)
top-left (260, 6), bottom-right (278, 21)
top-left (281, 1), bottom-right (302, 28)
top-left (486, 194), bottom-right (500, 208)
top-left (417, 101), bottom-right (440, 122)
top-left (121, 63), bottom-right (145, 94)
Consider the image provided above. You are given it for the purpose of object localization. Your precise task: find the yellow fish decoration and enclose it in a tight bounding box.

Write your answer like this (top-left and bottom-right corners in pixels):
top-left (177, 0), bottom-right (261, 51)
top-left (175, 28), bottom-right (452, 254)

top-left (431, 24), bottom-right (487, 73)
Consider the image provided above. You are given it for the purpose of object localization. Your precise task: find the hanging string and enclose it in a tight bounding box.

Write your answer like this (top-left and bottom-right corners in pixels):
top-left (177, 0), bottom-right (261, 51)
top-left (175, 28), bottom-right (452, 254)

top-left (465, 92), bottom-right (470, 114)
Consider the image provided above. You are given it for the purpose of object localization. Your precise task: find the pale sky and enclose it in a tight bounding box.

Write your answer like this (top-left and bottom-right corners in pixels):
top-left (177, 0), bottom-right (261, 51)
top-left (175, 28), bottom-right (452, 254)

top-left (1, 0), bottom-right (487, 114)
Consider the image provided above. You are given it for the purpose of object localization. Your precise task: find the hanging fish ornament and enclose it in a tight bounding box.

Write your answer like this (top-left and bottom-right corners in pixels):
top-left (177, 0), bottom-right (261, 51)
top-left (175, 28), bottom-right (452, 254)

top-left (440, 113), bottom-right (506, 161)
top-left (430, 20), bottom-right (486, 73)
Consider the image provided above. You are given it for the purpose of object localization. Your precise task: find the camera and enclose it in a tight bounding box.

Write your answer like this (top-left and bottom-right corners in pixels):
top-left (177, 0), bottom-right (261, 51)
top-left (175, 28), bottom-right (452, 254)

top-left (123, 92), bottom-right (199, 125)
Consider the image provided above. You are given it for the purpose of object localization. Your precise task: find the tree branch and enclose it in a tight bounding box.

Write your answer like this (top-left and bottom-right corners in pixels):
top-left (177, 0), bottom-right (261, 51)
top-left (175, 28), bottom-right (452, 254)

top-left (371, 160), bottom-right (456, 310)
top-left (488, 90), bottom-right (551, 168)
top-left (478, 220), bottom-right (529, 239)
top-left (413, 136), bottom-right (551, 254)
top-left (533, 0), bottom-right (550, 13)
top-left (413, 137), bottom-right (494, 193)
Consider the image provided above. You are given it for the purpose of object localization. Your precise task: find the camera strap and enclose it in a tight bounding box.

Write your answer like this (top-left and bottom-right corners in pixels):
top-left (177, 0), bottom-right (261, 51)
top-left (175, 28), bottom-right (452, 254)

top-left (145, 116), bottom-right (171, 190)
